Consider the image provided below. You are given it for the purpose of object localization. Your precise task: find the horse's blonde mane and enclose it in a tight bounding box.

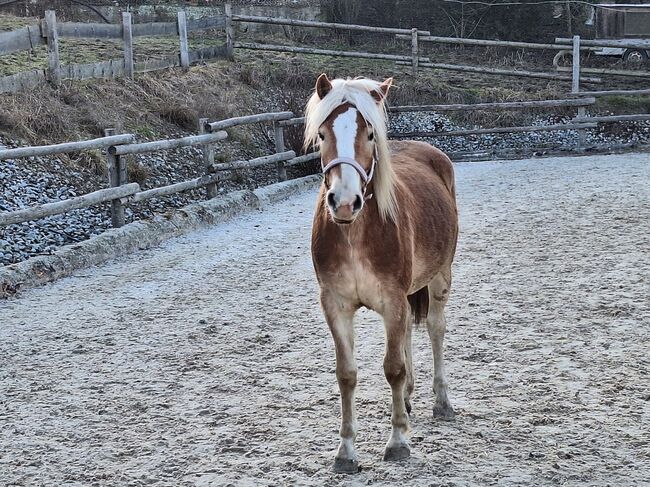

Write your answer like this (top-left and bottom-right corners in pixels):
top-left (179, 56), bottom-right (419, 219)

top-left (304, 78), bottom-right (398, 222)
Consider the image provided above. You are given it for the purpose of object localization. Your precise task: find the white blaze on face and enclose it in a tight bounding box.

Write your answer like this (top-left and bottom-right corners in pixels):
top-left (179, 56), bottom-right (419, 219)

top-left (331, 107), bottom-right (362, 200)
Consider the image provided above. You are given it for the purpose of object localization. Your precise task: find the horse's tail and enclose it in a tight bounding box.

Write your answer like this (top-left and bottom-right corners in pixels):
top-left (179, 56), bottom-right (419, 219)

top-left (407, 287), bottom-right (429, 326)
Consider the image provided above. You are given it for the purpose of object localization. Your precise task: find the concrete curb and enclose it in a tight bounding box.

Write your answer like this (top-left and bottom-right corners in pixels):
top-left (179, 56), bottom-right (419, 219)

top-left (0, 175), bottom-right (321, 298)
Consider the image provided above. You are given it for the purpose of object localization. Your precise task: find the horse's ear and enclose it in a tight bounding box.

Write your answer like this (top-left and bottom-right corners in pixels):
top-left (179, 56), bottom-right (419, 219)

top-left (316, 73), bottom-right (332, 99)
top-left (371, 77), bottom-right (393, 103)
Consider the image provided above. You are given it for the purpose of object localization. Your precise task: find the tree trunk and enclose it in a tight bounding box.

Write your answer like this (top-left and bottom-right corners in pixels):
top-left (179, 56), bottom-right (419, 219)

top-left (566, 1), bottom-right (573, 36)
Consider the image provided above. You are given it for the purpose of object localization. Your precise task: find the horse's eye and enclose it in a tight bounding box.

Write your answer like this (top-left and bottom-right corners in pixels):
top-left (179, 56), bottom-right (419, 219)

top-left (318, 133), bottom-right (325, 141)
top-left (368, 132), bottom-right (374, 141)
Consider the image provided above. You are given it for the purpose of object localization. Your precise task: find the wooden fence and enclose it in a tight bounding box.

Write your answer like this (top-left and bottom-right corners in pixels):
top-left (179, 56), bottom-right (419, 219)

top-left (2, 6), bottom-right (650, 93)
top-left (231, 14), bottom-right (647, 84)
top-left (0, 8), bottom-right (232, 93)
top-left (0, 109), bottom-right (321, 228)
top-left (2, 93), bottom-right (649, 229)
top-left (387, 97), bottom-right (600, 140)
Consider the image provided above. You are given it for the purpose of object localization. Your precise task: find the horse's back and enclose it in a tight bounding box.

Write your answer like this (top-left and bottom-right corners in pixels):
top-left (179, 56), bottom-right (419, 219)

top-left (389, 140), bottom-right (455, 199)
top-left (388, 139), bottom-right (458, 281)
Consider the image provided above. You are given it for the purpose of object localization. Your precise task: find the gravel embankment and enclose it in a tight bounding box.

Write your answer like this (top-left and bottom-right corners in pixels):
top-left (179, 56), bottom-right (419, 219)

top-left (389, 113), bottom-right (650, 154)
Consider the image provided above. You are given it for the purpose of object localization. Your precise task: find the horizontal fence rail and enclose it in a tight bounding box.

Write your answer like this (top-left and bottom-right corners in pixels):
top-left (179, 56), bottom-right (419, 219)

top-left (445, 141), bottom-right (650, 163)
top-left (278, 117), bottom-right (306, 127)
top-left (110, 131), bottom-right (228, 155)
top-left (0, 134), bottom-right (135, 160)
top-left (573, 114), bottom-right (650, 123)
top-left (395, 61), bottom-right (602, 83)
top-left (234, 42), bottom-right (430, 63)
top-left (396, 34), bottom-right (591, 51)
top-left (286, 151), bottom-right (320, 167)
top-left (556, 66), bottom-right (650, 79)
top-left (207, 111), bottom-right (294, 131)
top-left (389, 122), bottom-right (598, 138)
top-left (389, 98), bottom-right (596, 113)
top-left (569, 89), bottom-right (650, 97)
top-left (56, 22), bottom-right (122, 39)
top-left (555, 37), bottom-right (650, 50)
top-left (0, 183), bottom-right (140, 226)
top-left (232, 14), bottom-right (430, 36)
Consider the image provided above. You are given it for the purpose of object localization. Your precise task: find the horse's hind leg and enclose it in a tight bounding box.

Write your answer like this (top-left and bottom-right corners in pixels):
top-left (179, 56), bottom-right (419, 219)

top-left (427, 272), bottom-right (455, 420)
top-left (404, 319), bottom-right (414, 415)
top-left (321, 290), bottom-right (360, 474)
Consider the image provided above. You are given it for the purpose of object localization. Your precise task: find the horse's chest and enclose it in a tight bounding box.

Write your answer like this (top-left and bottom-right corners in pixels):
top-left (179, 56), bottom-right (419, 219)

top-left (332, 253), bottom-right (386, 311)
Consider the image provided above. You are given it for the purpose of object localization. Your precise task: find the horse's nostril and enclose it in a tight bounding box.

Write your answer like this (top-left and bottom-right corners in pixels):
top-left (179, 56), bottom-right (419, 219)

top-left (353, 195), bottom-right (363, 212)
top-left (327, 192), bottom-right (337, 208)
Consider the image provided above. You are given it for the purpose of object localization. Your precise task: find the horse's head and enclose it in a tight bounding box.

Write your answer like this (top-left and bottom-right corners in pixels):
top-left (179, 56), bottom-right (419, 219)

top-left (304, 74), bottom-right (394, 225)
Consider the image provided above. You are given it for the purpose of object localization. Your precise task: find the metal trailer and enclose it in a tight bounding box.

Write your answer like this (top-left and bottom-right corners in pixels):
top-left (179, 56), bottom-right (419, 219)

top-left (591, 3), bottom-right (650, 63)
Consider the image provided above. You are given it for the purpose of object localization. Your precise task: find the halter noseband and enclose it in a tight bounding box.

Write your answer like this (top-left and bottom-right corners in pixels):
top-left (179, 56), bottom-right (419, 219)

top-left (321, 156), bottom-right (376, 200)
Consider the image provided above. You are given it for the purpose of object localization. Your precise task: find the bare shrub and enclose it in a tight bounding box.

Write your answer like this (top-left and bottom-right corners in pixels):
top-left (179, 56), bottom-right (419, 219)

top-left (283, 93), bottom-right (307, 155)
top-left (127, 160), bottom-right (150, 186)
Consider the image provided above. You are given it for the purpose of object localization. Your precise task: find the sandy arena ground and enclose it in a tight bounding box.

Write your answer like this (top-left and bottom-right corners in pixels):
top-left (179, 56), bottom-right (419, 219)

top-left (1, 153), bottom-right (649, 486)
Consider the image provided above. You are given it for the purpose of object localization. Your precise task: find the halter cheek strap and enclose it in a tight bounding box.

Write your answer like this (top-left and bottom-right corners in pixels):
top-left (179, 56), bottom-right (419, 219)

top-left (322, 156), bottom-right (376, 200)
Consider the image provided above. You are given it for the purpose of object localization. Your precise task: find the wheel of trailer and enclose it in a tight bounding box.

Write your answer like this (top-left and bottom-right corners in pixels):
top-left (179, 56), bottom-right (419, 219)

top-left (623, 49), bottom-right (648, 64)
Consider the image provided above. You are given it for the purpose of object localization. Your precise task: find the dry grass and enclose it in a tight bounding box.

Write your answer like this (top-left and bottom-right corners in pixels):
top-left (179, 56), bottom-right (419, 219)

top-left (0, 13), bottom-right (37, 31)
top-left (0, 60), bottom-right (255, 144)
top-left (0, 50), bottom-right (582, 157)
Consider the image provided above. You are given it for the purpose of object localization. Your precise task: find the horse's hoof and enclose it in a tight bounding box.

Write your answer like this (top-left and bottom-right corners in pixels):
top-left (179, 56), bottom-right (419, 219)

top-left (433, 403), bottom-right (455, 421)
top-left (333, 457), bottom-right (360, 474)
top-left (383, 443), bottom-right (410, 461)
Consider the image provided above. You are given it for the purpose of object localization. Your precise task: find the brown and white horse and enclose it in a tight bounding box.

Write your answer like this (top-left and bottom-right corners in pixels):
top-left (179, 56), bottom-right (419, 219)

top-left (306, 74), bottom-right (459, 473)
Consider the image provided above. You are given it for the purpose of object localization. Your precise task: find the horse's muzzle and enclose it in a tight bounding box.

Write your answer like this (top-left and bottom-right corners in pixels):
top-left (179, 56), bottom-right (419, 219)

top-left (327, 191), bottom-right (363, 224)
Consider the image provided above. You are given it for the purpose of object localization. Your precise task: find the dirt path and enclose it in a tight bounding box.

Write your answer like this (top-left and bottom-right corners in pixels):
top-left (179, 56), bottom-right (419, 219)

top-left (1, 153), bottom-right (648, 486)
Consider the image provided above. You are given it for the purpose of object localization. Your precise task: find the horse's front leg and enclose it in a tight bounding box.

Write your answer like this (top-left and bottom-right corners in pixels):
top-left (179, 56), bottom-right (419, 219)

top-left (382, 297), bottom-right (411, 461)
top-left (321, 290), bottom-right (359, 473)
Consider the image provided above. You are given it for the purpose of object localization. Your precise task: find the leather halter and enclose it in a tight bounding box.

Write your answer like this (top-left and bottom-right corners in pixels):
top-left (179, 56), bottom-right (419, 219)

top-left (322, 156), bottom-right (376, 200)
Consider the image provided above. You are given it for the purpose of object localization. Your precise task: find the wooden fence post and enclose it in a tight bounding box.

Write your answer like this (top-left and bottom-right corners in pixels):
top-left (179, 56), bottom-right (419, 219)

top-left (225, 2), bottom-right (234, 60)
top-left (571, 35), bottom-right (580, 94)
top-left (572, 35), bottom-right (587, 148)
top-left (411, 28), bottom-right (419, 76)
top-left (43, 10), bottom-right (61, 86)
top-left (178, 10), bottom-right (190, 69)
top-left (122, 12), bottom-right (134, 79)
top-left (105, 128), bottom-right (126, 227)
top-left (273, 122), bottom-right (287, 182)
top-left (199, 118), bottom-right (218, 198)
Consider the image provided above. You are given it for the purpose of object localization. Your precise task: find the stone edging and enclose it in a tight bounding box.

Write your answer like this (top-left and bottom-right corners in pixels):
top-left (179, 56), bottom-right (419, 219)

top-left (0, 175), bottom-right (321, 298)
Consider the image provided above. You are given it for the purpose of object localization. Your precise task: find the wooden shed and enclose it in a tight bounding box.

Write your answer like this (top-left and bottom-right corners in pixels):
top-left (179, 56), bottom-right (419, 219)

top-left (595, 3), bottom-right (650, 39)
